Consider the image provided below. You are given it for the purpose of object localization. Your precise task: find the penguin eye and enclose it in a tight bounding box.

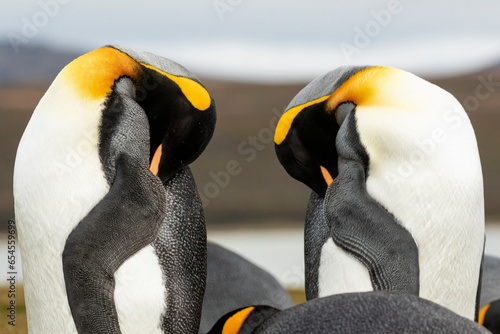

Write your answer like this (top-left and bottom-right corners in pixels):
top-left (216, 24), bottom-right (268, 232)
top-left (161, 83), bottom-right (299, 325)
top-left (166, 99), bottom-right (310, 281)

top-left (294, 157), bottom-right (307, 168)
top-left (291, 146), bottom-right (313, 169)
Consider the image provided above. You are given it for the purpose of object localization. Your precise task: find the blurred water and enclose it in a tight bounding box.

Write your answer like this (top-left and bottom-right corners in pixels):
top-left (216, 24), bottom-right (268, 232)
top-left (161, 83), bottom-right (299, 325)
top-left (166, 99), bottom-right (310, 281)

top-left (485, 223), bottom-right (500, 256)
top-left (208, 223), bottom-right (500, 288)
top-left (1, 223), bottom-right (500, 288)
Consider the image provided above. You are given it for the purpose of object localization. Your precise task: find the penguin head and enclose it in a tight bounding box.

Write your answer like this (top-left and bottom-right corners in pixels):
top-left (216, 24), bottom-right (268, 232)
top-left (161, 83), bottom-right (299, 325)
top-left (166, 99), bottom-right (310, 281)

top-left (274, 66), bottom-right (368, 196)
top-left (58, 45), bottom-right (216, 184)
top-left (116, 45), bottom-right (217, 183)
top-left (480, 299), bottom-right (500, 333)
top-left (207, 305), bottom-right (280, 334)
top-left (275, 65), bottom-right (473, 196)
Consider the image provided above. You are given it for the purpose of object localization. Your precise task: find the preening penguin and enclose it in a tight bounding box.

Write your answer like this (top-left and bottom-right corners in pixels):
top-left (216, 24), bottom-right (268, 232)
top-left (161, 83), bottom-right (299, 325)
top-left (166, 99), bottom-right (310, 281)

top-left (13, 45), bottom-right (215, 333)
top-left (479, 254), bottom-right (500, 333)
top-left (274, 66), bottom-right (485, 320)
top-left (207, 292), bottom-right (490, 334)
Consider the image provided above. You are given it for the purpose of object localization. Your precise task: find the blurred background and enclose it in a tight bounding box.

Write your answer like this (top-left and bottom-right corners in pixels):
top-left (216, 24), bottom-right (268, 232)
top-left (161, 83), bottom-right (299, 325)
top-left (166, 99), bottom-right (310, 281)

top-left (1, 0), bottom-right (500, 331)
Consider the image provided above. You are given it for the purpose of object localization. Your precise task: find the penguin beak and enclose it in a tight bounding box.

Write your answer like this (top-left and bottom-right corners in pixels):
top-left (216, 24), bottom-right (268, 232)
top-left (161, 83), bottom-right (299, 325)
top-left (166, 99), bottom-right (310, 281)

top-left (150, 144), bottom-right (162, 176)
top-left (320, 166), bottom-right (334, 186)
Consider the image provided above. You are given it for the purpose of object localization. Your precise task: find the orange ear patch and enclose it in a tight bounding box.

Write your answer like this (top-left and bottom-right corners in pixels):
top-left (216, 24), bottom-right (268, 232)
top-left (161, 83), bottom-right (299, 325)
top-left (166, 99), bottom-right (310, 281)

top-left (61, 46), bottom-right (142, 100)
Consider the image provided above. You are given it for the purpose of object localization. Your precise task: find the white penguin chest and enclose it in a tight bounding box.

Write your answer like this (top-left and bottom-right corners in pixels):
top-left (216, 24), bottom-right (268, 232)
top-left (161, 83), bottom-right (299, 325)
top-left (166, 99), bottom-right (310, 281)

top-left (318, 238), bottom-right (373, 296)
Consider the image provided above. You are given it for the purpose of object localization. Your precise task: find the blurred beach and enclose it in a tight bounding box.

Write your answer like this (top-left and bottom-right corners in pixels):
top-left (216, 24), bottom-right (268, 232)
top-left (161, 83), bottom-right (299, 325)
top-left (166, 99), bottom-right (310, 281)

top-left (2, 222), bottom-right (500, 288)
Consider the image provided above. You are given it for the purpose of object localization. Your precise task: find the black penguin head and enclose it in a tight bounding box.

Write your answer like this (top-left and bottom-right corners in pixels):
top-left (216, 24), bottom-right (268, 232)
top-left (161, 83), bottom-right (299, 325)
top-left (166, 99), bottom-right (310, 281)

top-left (102, 45), bottom-right (216, 183)
top-left (206, 305), bottom-right (280, 334)
top-left (85, 45), bottom-right (215, 184)
top-left (139, 64), bottom-right (216, 183)
top-left (276, 65), bottom-right (476, 198)
top-left (274, 66), bottom-right (369, 196)
top-left (274, 98), bottom-right (340, 197)
top-left (480, 299), bottom-right (500, 334)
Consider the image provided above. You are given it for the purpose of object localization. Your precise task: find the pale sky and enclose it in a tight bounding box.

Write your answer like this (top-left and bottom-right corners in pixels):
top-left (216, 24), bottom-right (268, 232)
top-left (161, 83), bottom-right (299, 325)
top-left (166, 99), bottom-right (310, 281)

top-left (1, 0), bottom-right (500, 82)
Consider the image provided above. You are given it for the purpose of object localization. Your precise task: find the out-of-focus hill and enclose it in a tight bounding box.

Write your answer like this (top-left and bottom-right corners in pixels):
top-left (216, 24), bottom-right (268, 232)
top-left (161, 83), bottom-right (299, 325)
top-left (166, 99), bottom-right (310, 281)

top-left (432, 68), bottom-right (500, 220)
top-left (194, 69), bottom-right (500, 225)
top-left (0, 43), bottom-right (81, 84)
top-left (0, 44), bottom-right (499, 230)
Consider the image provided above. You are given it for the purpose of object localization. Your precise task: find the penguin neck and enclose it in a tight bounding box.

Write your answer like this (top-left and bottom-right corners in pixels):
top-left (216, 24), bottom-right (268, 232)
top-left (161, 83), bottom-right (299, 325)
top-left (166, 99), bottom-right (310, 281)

top-left (152, 166), bottom-right (207, 333)
top-left (14, 83), bottom-right (109, 333)
top-left (355, 101), bottom-right (485, 319)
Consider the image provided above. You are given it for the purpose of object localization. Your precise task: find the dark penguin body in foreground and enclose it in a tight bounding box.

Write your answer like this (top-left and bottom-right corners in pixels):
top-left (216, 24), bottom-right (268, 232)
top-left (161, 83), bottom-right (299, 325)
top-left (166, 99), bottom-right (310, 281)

top-left (209, 292), bottom-right (489, 334)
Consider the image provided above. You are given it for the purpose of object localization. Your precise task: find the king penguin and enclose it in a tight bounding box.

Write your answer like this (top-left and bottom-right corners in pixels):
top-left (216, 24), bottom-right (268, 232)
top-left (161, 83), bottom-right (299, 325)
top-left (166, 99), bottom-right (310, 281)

top-left (274, 66), bottom-right (485, 320)
top-left (13, 45), bottom-right (216, 334)
top-left (206, 291), bottom-right (490, 333)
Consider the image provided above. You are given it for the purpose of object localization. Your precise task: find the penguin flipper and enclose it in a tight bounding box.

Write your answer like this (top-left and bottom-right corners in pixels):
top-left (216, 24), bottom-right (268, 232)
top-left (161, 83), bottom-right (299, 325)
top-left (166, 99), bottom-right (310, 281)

top-left (62, 83), bottom-right (166, 333)
top-left (62, 152), bottom-right (166, 333)
top-left (324, 111), bottom-right (420, 294)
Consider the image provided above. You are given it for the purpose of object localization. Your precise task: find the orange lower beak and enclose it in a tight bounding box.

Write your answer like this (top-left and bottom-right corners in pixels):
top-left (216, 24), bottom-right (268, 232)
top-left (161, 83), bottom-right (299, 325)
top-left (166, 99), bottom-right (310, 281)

top-left (320, 166), bottom-right (334, 186)
top-left (150, 144), bottom-right (162, 175)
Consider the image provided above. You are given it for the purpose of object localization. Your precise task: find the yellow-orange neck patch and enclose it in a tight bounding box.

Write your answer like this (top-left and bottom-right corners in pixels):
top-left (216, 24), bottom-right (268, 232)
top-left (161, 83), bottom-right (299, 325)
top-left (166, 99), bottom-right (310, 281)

top-left (222, 306), bottom-right (255, 334)
top-left (60, 46), bottom-right (212, 111)
top-left (140, 62), bottom-right (211, 111)
top-left (61, 46), bottom-right (141, 100)
top-left (274, 66), bottom-right (408, 146)
top-left (325, 66), bottom-right (398, 111)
